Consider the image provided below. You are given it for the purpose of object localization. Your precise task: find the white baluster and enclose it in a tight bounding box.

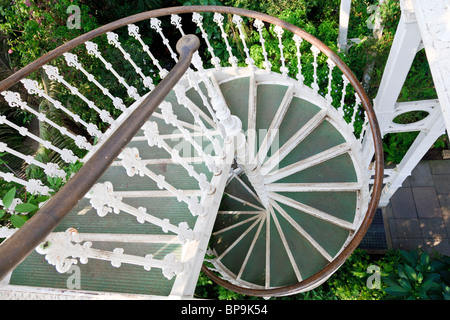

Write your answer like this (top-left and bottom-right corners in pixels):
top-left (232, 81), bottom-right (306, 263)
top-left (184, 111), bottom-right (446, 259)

top-left (21, 79), bottom-right (103, 138)
top-left (293, 34), bottom-right (304, 83)
top-left (192, 12), bottom-right (221, 70)
top-left (118, 147), bottom-right (208, 217)
top-left (0, 142), bottom-right (66, 179)
top-left (273, 25), bottom-right (288, 77)
top-left (173, 83), bottom-right (223, 158)
top-left (86, 181), bottom-right (198, 243)
top-left (106, 31), bottom-right (154, 90)
top-left (350, 93), bottom-right (362, 130)
top-left (0, 115), bottom-right (78, 164)
top-left (128, 24), bottom-right (169, 79)
top-left (340, 74), bottom-right (350, 119)
top-left (325, 58), bottom-right (336, 105)
top-left (254, 19), bottom-right (272, 72)
top-left (141, 121), bottom-right (215, 194)
top-left (150, 18), bottom-right (178, 62)
top-left (359, 111), bottom-right (369, 143)
top-left (2, 90), bottom-right (92, 151)
top-left (85, 41), bottom-right (140, 100)
top-left (190, 56), bottom-right (242, 138)
top-left (214, 13), bottom-right (238, 68)
top-left (43, 65), bottom-right (114, 125)
top-left (232, 15), bottom-right (254, 68)
top-left (63, 52), bottom-right (127, 112)
top-left (0, 172), bottom-right (52, 195)
top-left (170, 14), bottom-right (185, 36)
top-left (310, 45), bottom-right (320, 93)
top-left (159, 101), bottom-right (221, 175)
top-left (36, 228), bottom-right (184, 279)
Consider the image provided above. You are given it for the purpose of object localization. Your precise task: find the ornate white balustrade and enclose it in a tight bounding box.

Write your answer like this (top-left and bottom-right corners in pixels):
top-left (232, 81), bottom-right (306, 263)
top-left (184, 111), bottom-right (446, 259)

top-left (36, 228), bottom-right (184, 280)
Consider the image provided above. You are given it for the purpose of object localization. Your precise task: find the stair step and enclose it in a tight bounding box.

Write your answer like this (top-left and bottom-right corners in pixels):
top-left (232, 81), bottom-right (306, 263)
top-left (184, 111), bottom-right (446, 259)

top-left (208, 71), bottom-right (366, 290)
top-left (9, 241), bottom-right (182, 296)
top-left (5, 88), bottom-right (215, 298)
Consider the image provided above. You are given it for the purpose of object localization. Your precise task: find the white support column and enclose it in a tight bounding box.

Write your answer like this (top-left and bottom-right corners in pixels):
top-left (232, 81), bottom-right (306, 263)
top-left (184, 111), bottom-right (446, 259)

top-left (337, 0), bottom-right (352, 52)
top-left (362, 2), bottom-right (423, 168)
top-left (379, 106), bottom-right (446, 206)
top-left (373, 6), bottom-right (423, 133)
top-left (364, 0), bottom-right (449, 206)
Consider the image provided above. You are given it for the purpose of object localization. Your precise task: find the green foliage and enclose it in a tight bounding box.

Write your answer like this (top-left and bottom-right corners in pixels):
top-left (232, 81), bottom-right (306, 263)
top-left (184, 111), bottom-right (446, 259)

top-left (383, 249), bottom-right (450, 300)
top-left (383, 132), bottom-right (419, 164)
top-left (196, 248), bottom-right (450, 300)
top-left (0, 0), bottom-right (99, 68)
top-left (0, 186), bottom-right (42, 230)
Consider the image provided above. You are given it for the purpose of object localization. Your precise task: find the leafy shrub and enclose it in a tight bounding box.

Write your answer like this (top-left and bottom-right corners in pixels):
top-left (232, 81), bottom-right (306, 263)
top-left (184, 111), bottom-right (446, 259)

top-left (383, 249), bottom-right (450, 300)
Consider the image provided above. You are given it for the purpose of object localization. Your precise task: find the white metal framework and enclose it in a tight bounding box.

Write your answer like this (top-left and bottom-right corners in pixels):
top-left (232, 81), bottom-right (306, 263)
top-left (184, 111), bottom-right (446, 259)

top-left (339, 0), bottom-right (449, 206)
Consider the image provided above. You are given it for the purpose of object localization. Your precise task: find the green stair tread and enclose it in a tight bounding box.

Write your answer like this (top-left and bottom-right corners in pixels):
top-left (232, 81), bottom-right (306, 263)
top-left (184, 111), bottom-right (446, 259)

top-left (54, 197), bottom-right (197, 234)
top-left (219, 77), bottom-right (250, 132)
top-left (133, 116), bottom-right (191, 138)
top-left (224, 176), bottom-right (262, 208)
top-left (277, 97), bottom-right (322, 147)
top-left (278, 119), bottom-right (347, 170)
top-left (275, 153), bottom-right (358, 184)
top-left (219, 193), bottom-right (264, 212)
top-left (277, 191), bottom-right (357, 223)
top-left (275, 201), bottom-right (349, 258)
top-left (125, 138), bottom-right (214, 160)
top-left (9, 242), bottom-right (182, 296)
top-left (218, 221), bottom-right (260, 277)
top-left (275, 211), bottom-right (329, 280)
top-left (97, 163), bottom-right (212, 192)
top-left (164, 90), bottom-right (196, 125)
top-left (255, 84), bottom-right (289, 146)
top-left (184, 83), bottom-right (216, 130)
top-left (211, 217), bottom-right (258, 258)
top-left (239, 220), bottom-right (266, 287)
top-left (268, 214), bottom-right (298, 287)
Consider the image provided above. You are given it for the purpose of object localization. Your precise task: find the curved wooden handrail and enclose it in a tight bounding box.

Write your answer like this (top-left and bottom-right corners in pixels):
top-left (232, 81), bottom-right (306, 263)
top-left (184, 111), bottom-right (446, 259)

top-left (0, 6), bottom-right (384, 296)
top-left (0, 34), bottom-right (200, 280)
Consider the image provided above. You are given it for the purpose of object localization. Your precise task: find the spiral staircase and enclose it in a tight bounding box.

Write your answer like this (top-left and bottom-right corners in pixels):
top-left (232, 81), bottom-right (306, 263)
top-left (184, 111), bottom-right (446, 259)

top-left (0, 6), bottom-right (383, 299)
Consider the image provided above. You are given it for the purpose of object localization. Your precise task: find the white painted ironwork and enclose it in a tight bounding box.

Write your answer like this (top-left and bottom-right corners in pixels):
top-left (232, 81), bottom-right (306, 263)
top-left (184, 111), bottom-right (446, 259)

top-left (106, 32), bottom-right (155, 90)
top-left (0, 172), bottom-right (52, 195)
top-left (192, 12), bottom-right (221, 70)
top-left (36, 228), bottom-right (184, 279)
top-left (63, 52), bottom-right (127, 112)
top-left (128, 24), bottom-right (169, 79)
top-left (254, 19), bottom-right (272, 72)
top-left (0, 8), bottom-right (384, 299)
top-left (85, 40), bottom-right (141, 100)
top-left (43, 65), bottom-right (115, 125)
top-left (214, 13), bottom-right (238, 68)
top-left (20, 78), bottom-right (103, 139)
top-left (0, 114), bottom-right (78, 164)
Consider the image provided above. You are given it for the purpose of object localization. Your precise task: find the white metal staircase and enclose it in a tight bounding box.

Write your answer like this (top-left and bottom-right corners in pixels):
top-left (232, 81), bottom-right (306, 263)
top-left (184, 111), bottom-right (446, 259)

top-left (0, 6), bottom-right (384, 299)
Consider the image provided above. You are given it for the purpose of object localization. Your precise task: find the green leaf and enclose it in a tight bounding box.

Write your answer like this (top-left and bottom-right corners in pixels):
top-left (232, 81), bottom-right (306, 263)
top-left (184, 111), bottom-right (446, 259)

top-left (397, 264), bottom-right (407, 279)
top-left (420, 251), bottom-right (430, 266)
top-left (400, 249), bottom-right (417, 266)
top-left (2, 187), bottom-right (16, 209)
top-left (0, 209), bottom-right (5, 219)
top-left (384, 284), bottom-right (411, 297)
top-left (14, 203), bottom-right (38, 213)
top-left (10, 214), bottom-right (26, 228)
top-left (398, 278), bottom-right (412, 290)
top-left (404, 264), bottom-right (417, 281)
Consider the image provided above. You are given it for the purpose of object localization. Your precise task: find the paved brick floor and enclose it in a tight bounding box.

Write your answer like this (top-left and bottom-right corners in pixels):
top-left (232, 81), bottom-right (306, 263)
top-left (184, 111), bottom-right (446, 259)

top-left (384, 160), bottom-right (450, 256)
